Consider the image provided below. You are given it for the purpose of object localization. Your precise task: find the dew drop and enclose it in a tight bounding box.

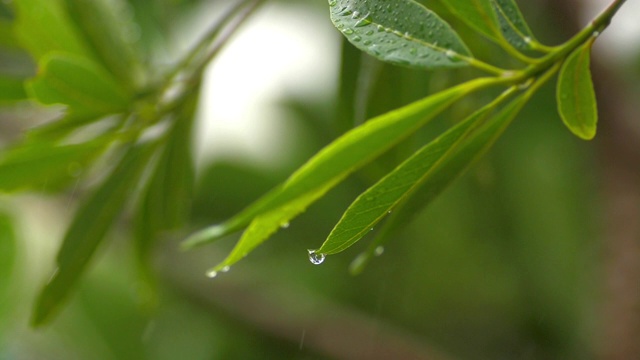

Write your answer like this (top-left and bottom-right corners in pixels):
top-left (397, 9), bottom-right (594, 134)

top-left (280, 222), bottom-right (290, 229)
top-left (221, 266), bottom-right (230, 273)
top-left (592, 30), bottom-right (600, 37)
top-left (206, 270), bottom-right (218, 278)
top-left (523, 36), bottom-right (532, 44)
top-left (352, 35), bottom-right (362, 42)
top-left (374, 246), bottom-right (385, 256)
top-left (307, 249), bottom-right (326, 265)
top-left (363, 40), bottom-right (372, 45)
top-left (343, 28), bottom-right (354, 35)
top-left (328, 0), bottom-right (337, 7)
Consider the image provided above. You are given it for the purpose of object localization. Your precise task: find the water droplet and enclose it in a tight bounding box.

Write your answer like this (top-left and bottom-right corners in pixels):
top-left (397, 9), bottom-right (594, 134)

top-left (221, 266), bottom-right (230, 273)
top-left (365, 30), bottom-right (374, 36)
top-left (370, 228), bottom-right (374, 231)
top-left (328, 0), bottom-right (337, 7)
top-left (374, 246), bottom-right (385, 256)
top-left (377, 24), bottom-right (384, 32)
top-left (592, 30), bottom-right (600, 37)
top-left (343, 28), bottom-right (354, 35)
top-left (445, 50), bottom-right (457, 59)
top-left (206, 270), bottom-right (218, 278)
top-left (307, 249), bottom-right (326, 265)
top-left (280, 222), bottom-right (290, 229)
top-left (352, 35), bottom-right (362, 42)
top-left (387, 210), bottom-right (392, 214)
top-left (523, 36), bottom-right (532, 44)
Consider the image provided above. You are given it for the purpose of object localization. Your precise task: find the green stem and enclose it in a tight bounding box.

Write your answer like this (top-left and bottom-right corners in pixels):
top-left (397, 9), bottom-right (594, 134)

top-left (516, 0), bottom-right (626, 81)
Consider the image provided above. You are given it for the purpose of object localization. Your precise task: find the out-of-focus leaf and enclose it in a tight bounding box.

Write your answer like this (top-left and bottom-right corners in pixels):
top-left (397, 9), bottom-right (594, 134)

top-left (31, 142), bottom-right (155, 326)
top-left (491, 0), bottom-right (537, 50)
top-left (13, 0), bottom-right (93, 60)
top-left (438, 0), bottom-right (500, 42)
top-left (556, 39), bottom-right (597, 140)
top-left (0, 213), bottom-right (16, 310)
top-left (184, 78), bottom-right (500, 270)
top-left (0, 75), bottom-right (27, 103)
top-left (0, 136), bottom-right (112, 193)
top-left (27, 53), bottom-right (131, 119)
top-left (316, 90), bottom-right (515, 255)
top-left (134, 93), bottom-right (197, 281)
top-left (330, 0), bottom-right (472, 68)
top-left (64, 0), bottom-right (144, 90)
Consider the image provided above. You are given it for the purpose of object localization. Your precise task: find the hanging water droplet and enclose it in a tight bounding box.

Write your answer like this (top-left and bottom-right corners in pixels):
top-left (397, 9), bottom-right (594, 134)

top-left (221, 266), bottom-right (230, 273)
top-left (374, 246), bottom-right (385, 256)
top-left (307, 249), bottom-right (326, 265)
top-left (523, 36), bottom-right (532, 44)
top-left (343, 28), bottom-right (354, 35)
top-left (206, 269), bottom-right (218, 278)
top-left (280, 222), bottom-right (290, 229)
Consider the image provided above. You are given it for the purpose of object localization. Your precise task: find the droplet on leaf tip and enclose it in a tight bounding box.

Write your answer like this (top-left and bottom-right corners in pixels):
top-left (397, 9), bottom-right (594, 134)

top-left (206, 270), bottom-right (218, 278)
top-left (307, 249), bottom-right (326, 265)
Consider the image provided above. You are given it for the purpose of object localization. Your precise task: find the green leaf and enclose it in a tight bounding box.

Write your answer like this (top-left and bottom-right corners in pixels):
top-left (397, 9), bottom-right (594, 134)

top-left (134, 94), bottom-right (197, 280)
top-left (13, 0), bottom-right (93, 60)
top-left (64, 0), bottom-right (145, 89)
top-left (316, 90), bottom-right (515, 255)
top-left (31, 142), bottom-right (155, 326)
top-left (491, 0), bottom-right (537, 50)
top-left (0, 75), bottom-right (27, 103)
top-left (438, 0), bottom-right (500, 42)
top-left (349, 66), bottom-right (560, 274)
top-left (27, 52), bottom-right (132, 119)
top-left (556, 39), bottom-right (597, 140)
top-left (0, 136), bottom-right (111, 193)
top-left (329, 0), bottom-right (472, 68)
top-left (0, 213), bottom-right (17, 311)
top-left (184, 78), bottom-right (499, 261)
top-left (206, 179), bottom-right (340, 276)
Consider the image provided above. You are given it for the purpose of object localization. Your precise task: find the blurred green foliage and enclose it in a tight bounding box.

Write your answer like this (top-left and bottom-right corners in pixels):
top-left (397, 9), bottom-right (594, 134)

top-left (0, 0), bottom-right (635, 359)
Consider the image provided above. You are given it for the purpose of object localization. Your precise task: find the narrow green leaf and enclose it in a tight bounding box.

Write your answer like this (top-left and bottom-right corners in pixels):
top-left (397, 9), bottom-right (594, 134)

top-left (349, 92), bottom-right (529, 273)
top-left (134, 94), bottom-right (197, 279)
top-left (27, 52), bottom-right (131, 119)
top-left (31, 142), bottom-right (155, 326)
top-left (64, 0), bottom-right (145, 89)
top-left (0, 213), bottom-right (17, 309)
top-left (350, 63), bottom-right (565, 274)
top-left (491, 0), bottom-right (537, 50)
top-left (438, 0), bottom-right (500, 42)
top-left (556, 39), bottom-right (597, 140)
top-left (206, 180), bottom-right (340, 275)
top-left (0, 136), bottom-right (111, 193)
top-left (317, 89), bottom-right (516, 255)
top-left (0, 75), bottom-right (27, 103)
top-left (182, 77), bottom-right (498, 249)
top-left (13, 0), bottom-right (93, 60)
top-left (330, 0), bottom-right (472, 68)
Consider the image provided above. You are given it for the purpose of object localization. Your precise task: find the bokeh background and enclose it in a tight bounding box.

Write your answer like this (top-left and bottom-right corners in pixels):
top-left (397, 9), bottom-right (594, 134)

top-left (1, 0), bottom-right (640, 359)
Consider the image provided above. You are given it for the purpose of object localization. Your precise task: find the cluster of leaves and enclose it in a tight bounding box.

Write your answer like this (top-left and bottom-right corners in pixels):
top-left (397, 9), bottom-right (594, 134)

top-left (184, 0), bottom-right (624, 274)
top-left (0, 0), bottom-right (625, 328)
top-left (0, 0), bottom-right (262, 326)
